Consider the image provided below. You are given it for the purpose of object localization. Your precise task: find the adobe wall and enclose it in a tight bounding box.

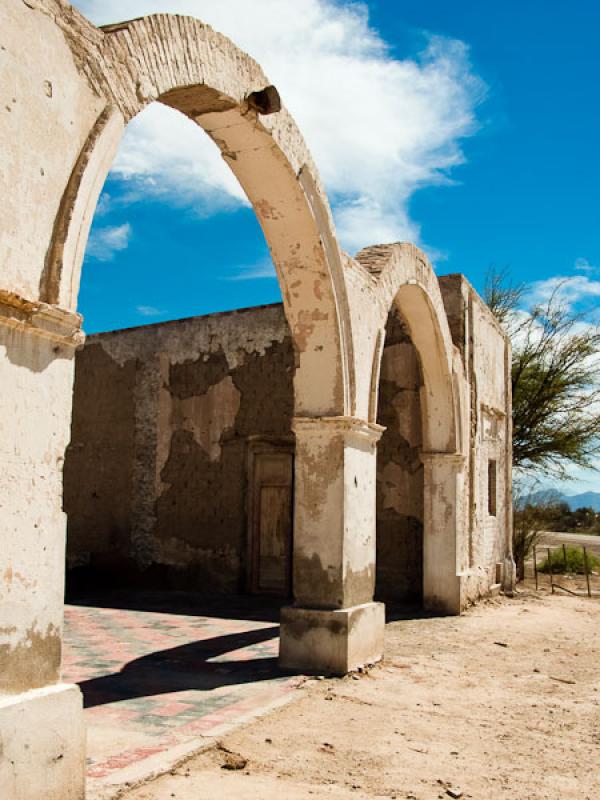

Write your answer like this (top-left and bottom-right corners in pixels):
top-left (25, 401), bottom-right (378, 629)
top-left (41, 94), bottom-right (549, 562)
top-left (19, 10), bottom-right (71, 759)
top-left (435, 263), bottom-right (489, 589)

top-left (470, 289), bottom-right (511, 583)
top-left (64, 303), bottom-right (426, 599)
top-left (64, 276), bottom-right (510, 604)
top-left (64, 304), bottom-right (295, 594)
top-left (438, 274), bottom-right (512, 598)
top-left (64, 275), bottom-right (511, 603)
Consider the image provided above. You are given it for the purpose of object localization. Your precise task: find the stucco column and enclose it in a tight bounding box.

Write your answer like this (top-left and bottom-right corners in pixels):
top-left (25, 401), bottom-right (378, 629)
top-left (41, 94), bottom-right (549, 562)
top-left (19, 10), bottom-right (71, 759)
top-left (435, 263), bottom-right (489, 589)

top-left (0, 294), bottom-right (86, 800)
top-left (421, 452), bottom-right (467, 614)
top-left (279, 416), bottom-right (385, 675)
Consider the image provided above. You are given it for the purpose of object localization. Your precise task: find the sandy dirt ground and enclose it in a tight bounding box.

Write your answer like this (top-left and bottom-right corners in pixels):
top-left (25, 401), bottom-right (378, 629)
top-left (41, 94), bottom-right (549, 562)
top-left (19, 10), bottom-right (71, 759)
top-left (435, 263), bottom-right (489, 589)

top-left (124, 592), bottom-right (600, 800)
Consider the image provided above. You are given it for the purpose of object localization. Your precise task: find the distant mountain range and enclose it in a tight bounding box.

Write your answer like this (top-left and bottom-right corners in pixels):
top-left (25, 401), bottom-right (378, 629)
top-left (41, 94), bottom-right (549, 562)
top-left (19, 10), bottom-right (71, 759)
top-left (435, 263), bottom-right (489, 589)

top-left (563, 492), bottom-right (600, 511)
top-left (528, 490), bottom-right (600, 511)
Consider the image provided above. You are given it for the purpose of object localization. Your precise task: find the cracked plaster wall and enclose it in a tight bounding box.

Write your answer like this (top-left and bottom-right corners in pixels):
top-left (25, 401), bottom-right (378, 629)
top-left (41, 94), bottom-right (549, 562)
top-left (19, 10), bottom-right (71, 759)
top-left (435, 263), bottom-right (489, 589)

top-left (0, 0), bottom-right (107, 302)
top-left (64, 304), bottom-right (295, 594)
top-left (65, 283), bottom-right (510, 601)
top-left (65, 302), bottom-right (434, 601)
top-left (438, 275), bottom-right (511, 595)
top-left (0, 325), bottom-right (75, 693)
top-left (470, 291), bottom-right (510, 580)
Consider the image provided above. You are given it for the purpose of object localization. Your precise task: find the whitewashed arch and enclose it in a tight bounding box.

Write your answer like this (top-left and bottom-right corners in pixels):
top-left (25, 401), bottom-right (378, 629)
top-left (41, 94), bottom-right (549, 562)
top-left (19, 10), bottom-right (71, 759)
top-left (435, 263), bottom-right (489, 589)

top-left (357, 242), bottom-right (460, 454)
top-left (40, 13), bottom-right (354, 417)
top-left (356, 242), bottom-right (466, 613)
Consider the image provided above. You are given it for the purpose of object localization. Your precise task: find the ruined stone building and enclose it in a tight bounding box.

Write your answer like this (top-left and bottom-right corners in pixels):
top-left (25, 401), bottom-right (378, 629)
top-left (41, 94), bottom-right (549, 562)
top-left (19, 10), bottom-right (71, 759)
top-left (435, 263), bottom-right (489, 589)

top-left (65, 287), bottom-right (510, 610)
top-left (0, 2), bottom-right (514, 798)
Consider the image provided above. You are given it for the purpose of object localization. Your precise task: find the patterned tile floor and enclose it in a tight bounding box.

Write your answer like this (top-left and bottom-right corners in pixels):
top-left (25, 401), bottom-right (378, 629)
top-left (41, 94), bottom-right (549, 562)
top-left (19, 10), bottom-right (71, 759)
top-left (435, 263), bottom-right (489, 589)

top-left (62, 594), bottom-right (302, 783)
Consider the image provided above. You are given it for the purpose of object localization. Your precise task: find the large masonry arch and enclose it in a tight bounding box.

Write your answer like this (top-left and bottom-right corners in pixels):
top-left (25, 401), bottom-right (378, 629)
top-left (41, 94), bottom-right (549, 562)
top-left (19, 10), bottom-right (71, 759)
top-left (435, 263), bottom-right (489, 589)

top-left (355, 243), bottom-right (468, 614)
top-left (38, 12), bottom-right (354, 418)
top-left (362, 243), bottom-right (460, 448)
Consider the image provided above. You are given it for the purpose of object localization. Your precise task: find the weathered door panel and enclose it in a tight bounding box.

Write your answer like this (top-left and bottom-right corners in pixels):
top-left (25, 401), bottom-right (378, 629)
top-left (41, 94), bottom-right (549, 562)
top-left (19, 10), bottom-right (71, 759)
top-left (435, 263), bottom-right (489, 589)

top-left (258, 485), bottom-right (291, 592)
top-left (248, 447), bottom-right (293, 595)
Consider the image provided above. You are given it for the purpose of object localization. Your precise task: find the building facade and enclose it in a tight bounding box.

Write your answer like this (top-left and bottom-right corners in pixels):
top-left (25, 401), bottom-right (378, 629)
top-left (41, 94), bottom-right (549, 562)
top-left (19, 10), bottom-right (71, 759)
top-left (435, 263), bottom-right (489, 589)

top-left (65, 290), bottom-right (511, 611)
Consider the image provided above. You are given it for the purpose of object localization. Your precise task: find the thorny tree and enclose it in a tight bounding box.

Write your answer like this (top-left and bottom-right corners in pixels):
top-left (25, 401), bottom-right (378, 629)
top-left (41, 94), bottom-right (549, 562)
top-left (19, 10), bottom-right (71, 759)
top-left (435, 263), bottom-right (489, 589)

top-left (485, 270), bottom-right (600, 579)
top-left (485, 270), bottom-right (600, 479)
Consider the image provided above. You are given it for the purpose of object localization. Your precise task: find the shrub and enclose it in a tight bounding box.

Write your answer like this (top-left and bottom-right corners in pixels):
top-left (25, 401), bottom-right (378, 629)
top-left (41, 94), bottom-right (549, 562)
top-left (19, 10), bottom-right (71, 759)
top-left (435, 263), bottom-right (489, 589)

top-left (538, 546), bottom-right (600, 574)
top-left (513, 504), bottom-right (544, 581)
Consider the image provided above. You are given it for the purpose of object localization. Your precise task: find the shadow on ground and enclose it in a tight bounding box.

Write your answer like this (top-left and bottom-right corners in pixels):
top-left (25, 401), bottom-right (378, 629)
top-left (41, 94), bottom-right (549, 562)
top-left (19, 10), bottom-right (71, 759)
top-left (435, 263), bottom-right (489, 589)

top-left (78, 624), bottom-right (284, 708)
top-left (70, 590), bottom-right (442, 710)
top-left (383, 602), bottom-right (445, 623)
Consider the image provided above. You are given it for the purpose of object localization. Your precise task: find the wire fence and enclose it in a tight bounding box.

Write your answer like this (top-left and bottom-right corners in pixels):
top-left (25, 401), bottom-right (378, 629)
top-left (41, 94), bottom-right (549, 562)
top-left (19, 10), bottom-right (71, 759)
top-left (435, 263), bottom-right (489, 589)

top-left (532, 543), bottom-right (595, 597)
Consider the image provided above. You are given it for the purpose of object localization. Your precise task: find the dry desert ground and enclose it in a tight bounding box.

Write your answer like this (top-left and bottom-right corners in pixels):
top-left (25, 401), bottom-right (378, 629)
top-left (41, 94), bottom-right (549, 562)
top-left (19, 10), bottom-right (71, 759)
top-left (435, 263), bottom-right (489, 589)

top-left (124, 591), bottom-right (600, 800)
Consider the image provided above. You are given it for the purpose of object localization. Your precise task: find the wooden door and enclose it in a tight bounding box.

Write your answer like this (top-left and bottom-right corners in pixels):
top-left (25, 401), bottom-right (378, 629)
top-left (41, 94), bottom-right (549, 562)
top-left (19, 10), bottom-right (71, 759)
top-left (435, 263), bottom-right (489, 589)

top-left (249, 449), bottom-right (293, 595)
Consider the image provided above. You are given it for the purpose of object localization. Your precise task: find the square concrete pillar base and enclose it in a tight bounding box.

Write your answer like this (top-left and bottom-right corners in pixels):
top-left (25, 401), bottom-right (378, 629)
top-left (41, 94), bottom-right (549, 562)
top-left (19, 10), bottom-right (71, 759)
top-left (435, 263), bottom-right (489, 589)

top-left (279, 601), bottom-right (385, 676)
top-left (0, 683), bottom-right (85, 800)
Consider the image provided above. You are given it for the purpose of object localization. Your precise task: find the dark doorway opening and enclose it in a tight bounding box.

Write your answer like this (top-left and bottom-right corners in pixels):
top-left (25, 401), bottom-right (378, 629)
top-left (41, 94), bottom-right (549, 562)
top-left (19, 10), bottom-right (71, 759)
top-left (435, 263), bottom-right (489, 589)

top-left (375, 308), bottom-right (425, 608)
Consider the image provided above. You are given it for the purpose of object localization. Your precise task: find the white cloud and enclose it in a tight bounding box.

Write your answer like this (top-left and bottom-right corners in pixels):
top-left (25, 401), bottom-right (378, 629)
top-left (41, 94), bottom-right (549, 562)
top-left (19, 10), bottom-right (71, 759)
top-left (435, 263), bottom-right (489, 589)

top-left (86, 223), bottom-right (132, 261)
top-left (526, 275), bottom-right (600, 312)
top-left (136, 304), bottom-right (164, 316)
top-left (95, 192), bottom-right (112, 216)
top-left (574, 257), bottom-right (597, 274)
top-left (75, 0), bottom-right (483, 253)
top-left (334, 197), bottom-right (419, 255)
top-left (111, 104), bottom-right (246, 211)
top-left (225, 261), bottom-right (277, 281)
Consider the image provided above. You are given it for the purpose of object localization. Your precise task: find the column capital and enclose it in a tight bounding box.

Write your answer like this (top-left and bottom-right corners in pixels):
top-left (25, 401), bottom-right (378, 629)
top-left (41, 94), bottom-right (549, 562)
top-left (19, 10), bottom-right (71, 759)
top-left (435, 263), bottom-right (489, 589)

top-left (292, 415), bottom-right (385, 445)
top-left (0, 289), bottom-right (84, 348)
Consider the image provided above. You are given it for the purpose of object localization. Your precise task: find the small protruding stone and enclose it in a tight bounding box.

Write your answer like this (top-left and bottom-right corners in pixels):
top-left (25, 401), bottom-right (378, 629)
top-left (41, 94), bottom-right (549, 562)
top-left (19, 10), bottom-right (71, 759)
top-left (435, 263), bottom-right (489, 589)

top-left (246, 85), bottom-right (281, 115)
top-left (218, 743), bottom-right (248, 771)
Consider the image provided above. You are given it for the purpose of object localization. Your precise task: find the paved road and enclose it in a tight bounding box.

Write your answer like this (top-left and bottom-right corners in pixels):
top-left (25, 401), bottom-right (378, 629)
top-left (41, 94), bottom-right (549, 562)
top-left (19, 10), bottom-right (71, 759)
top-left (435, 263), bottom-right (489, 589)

top-left (537, 530), bottom-right (600, 557)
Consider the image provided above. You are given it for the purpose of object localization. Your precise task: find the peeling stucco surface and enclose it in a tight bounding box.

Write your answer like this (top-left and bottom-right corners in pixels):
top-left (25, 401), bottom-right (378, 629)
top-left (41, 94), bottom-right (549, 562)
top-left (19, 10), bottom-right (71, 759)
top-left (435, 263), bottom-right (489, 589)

top-left (175, 376), bottom-right (241, 462)
top-left (0, 623), bottom-right (61, 695)
top-left (65, 286), bottom-right (511, 608)
top-left (96, 306), bottom-right (289, 370)
top-left (65, 304), bottom-right (296, 593)
top-left (0, 322), bottom-right (73, 705)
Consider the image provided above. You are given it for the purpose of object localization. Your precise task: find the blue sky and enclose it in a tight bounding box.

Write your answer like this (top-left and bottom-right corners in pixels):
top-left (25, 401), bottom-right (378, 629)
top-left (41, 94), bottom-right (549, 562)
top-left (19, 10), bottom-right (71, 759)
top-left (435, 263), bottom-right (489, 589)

top-left (379, 0), bottom-right (600, 287)
top-left (76, 0), bottom-right (600, 492)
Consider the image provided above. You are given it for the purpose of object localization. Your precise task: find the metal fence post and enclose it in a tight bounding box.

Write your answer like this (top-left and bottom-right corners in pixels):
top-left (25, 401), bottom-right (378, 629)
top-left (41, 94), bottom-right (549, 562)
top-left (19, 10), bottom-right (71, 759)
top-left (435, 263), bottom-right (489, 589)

top-left (583, 546), bottom-right (592, 598)
top-left (548, 547), bottom-right (554, 594)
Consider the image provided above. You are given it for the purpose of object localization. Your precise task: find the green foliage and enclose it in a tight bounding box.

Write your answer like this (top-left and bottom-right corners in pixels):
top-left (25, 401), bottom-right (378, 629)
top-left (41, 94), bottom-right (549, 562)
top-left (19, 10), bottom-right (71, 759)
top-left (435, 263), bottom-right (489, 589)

top-left (485, 270), bottom-right (600, 479)
top-left (531, 502), bottom-right (600, 534)
top-left (538, 546), bottom-right (600, 575)
top-left (512, 483), bottom-right (600, 583)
